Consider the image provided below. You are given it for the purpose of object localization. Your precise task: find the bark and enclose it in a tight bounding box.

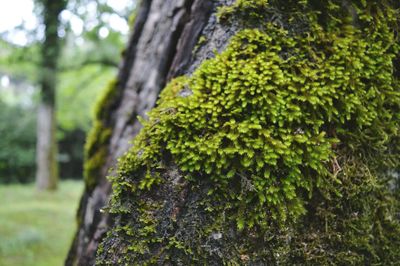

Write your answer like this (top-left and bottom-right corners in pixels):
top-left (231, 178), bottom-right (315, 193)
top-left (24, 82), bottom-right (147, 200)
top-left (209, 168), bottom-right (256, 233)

top-left (36, 0), bottom-right (66, 191)
top-left (66, 0), bottom-right (217, 264)
top-left (36, 103), bottom-right (57, 189)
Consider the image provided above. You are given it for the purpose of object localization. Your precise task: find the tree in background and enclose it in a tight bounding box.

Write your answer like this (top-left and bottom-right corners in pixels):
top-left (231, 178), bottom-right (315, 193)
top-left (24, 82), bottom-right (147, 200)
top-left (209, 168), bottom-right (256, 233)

top-left (35, 0), bottom-right (67, 190)
top-left (0, 0), bottom-right (132, 185)
top-left (68, 0), bottom-right (400, 265)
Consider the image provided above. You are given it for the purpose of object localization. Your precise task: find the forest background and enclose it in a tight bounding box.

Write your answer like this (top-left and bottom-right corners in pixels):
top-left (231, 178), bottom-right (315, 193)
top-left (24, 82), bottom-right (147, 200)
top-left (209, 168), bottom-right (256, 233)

top-left (0, 1), bottom-right (134, 265)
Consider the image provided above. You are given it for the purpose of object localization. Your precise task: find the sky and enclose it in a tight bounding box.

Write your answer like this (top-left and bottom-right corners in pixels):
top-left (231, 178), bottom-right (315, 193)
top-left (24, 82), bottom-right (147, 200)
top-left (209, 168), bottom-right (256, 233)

top-left (0, 0), bottom-right (37, 45)
top-left (0, 0), bottom-right (36, 33)
top-left (0, 0), bottom-right (131, 45)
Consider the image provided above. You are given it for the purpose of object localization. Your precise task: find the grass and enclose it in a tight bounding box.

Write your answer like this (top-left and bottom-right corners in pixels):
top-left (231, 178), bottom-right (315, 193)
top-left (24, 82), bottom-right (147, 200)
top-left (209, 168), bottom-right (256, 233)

top-left (0, 180), bottom-right (83, 266)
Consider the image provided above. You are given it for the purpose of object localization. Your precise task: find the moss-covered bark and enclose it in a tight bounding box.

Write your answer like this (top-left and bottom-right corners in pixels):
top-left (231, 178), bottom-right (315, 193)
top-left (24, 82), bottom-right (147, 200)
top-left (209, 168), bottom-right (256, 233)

top-left (67, 0), bottom-right (214, 264)
top-left (83, 80), bottom-right (117, 191)
top-left (96, 0), bottom-right (400, 265)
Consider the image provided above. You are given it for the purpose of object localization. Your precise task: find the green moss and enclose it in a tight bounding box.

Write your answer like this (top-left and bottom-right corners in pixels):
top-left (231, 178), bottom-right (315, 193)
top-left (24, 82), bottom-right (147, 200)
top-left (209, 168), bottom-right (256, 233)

top-left (94, 79), bottom-right (118, 121)
top-left (193, 35), bottom-right (207, 54)
top-left (84, 121), bottom-right (112, 190)
top-left (217, 0), bottom-right (270, 22)
top-left (83, 80), bottom-right (116, 191)
top-left (116, 23), bottom-right (399, 225)
top-left (102, 0), bottom-right (400, 264)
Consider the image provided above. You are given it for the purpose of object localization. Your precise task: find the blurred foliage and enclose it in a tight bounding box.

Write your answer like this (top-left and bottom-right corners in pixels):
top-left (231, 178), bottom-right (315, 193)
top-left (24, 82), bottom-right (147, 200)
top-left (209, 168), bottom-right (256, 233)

top-left (0, 100), bottom-right (36, 183)
top-left (0, 40), bottom-right (40, 78)
top-left (58, 128), bottom-right (86, 179)
top-left (0, 0), bottom-right (134, 183)
top-left (57, 65), bottom-right (116, 132)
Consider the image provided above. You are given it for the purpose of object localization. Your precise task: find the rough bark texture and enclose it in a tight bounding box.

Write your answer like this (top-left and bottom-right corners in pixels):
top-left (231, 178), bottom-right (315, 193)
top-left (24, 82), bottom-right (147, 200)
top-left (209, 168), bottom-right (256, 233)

top-left (68, 0), bottom-right (400, 265)
top-left (66, 0), bottom-right (217, 264)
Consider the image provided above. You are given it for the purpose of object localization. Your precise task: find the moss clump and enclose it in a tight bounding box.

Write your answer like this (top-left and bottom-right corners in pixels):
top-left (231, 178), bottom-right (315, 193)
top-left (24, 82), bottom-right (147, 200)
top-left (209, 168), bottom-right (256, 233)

top-left (217, 0), bottom-right (270, 22)
top-left (84, 121), bottom-right (112, 190)
top-left (101, 0), bottom-right (400, 264)
top-left (115, 23), bottom-right (399, 227)
top-left (93, 79), bottom-right (118, 122)
top-left (83, 80), bottom-right (117, 191)
top-left (193, 35), bottom-right (207, 54)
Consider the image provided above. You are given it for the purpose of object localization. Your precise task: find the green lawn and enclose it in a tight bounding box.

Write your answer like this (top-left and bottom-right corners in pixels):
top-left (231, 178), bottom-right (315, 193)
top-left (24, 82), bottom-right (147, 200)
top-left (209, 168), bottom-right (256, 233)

top-left (0, 180), bottom-right (83, 266)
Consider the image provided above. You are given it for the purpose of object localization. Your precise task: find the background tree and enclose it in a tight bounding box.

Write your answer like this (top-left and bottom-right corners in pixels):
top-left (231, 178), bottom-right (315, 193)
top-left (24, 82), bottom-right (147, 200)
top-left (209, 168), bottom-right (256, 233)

top-left (69, 0), bottom-right (400, 264)
top-left (0, 0), bottom-right (132, 185)
top-left (0, 1), bottom-right (133, 264)
top-left (35, 0), bottom-right (68, 190)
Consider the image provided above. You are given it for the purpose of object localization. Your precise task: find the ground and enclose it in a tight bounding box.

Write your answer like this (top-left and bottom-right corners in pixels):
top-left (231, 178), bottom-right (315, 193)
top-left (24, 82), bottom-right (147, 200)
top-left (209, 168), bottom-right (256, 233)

top-left (0, 180), bottom-right (83, 266)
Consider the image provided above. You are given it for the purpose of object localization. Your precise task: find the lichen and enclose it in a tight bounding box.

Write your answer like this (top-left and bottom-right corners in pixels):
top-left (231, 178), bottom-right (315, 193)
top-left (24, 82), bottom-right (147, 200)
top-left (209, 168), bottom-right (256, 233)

top-left (98, 0), bottom-right (400, 264)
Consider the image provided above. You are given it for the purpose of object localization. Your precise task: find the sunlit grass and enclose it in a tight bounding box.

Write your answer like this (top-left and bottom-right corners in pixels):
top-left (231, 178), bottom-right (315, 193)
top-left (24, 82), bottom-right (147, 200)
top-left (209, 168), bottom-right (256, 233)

top-left (0, 180), bottom-right (83, 266)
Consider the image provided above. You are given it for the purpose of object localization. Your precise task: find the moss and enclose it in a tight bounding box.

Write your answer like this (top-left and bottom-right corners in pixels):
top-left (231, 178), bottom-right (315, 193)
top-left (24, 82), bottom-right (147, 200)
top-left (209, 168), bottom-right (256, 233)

top-left (94, 79), bottom-right (118, 121)
top-left (193, 35), bottom-right (207, 54)
top-left (84, 121), bottom-right (112, 190)
top-left (83, 80), bottom-right (117, 191)
top-left (217, 0), bottom-right (270, 22)
top-left (100, 0), bottom-right (400, 264)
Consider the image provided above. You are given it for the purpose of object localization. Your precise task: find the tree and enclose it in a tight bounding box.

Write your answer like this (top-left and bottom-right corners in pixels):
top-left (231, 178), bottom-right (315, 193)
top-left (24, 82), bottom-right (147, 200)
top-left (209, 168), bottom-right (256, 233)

top-left (35, 0), bottom-right (67, 190)
top-left (34, 0), bottom-right (131, 190)
top-left (0, 1), bottom-right (132, 186)
top-left (67, 0), bottom-right (400, 265)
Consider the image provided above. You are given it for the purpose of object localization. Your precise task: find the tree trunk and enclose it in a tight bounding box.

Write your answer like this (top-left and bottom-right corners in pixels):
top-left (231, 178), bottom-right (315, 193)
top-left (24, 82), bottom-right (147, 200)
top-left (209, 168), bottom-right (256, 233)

top-left (68, 0), bottom-right (400, 265)
top-left (36, 103), bottom-right (57, 189)
top-left (36, 0), bottom-right (66, 191)
top-left (66, 0), bottom-right (215, 264)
